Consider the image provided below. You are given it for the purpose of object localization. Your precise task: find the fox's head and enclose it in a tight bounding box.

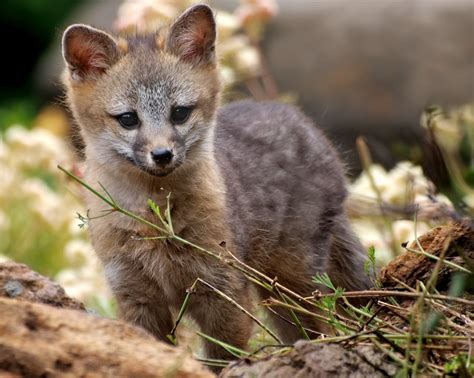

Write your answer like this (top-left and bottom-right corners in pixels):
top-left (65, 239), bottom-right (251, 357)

top-left (62, 4), bottom-right (220, 177)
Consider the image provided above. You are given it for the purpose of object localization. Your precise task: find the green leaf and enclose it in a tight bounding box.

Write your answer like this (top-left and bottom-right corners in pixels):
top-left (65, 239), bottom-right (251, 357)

top-left (147, 198), bottom-right (161, 218)
top-left (196, 331), bottom-right (249, 358)
top-left (312, 272), bottom-right (336, 291)
top-left (166, 334), bottom-right (177, 345)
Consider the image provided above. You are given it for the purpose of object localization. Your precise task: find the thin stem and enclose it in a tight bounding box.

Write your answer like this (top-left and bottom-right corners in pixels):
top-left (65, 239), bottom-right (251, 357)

top-left (263, 298), bottom-right (356, 332)
top-left (59, 165), bottom-right (168, 234)
top-left (404, 246), bottom-right (471, 274)
top-left (196, 278), bottom-right (281, 343)
top-left (311, 290), bottom-right (473, 306)
top-left (169, 279), bottom-right (198, 343)
top-left (196, 331), bottom-right (249, 358)
top-left (275, 288), bottom-right (310, 340)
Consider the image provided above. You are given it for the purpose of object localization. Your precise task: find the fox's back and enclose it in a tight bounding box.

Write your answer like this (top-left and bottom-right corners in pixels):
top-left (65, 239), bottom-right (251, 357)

top-left (215, 100), bottom-right (356, 283)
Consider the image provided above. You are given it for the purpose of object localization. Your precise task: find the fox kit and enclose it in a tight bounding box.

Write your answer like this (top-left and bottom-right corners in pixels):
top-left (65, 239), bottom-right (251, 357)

top-left (62, 4), bottom-right (369, 362)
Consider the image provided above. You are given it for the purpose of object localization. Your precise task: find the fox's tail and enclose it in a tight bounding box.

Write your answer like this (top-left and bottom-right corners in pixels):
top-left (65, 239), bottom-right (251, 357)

top-left (327, 214), bottom-right (372, 292)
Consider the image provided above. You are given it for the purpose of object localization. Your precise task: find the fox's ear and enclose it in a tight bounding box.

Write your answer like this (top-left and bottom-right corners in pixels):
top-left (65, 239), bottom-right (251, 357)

top-left (167, 4), bottom-right (216, 65)
top-left (62, 24), bottom-right (119, 81)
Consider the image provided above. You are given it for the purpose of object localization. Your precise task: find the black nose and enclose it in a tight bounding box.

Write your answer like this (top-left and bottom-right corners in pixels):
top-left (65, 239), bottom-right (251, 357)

top-left (150, 148), bottom-right (173, 165)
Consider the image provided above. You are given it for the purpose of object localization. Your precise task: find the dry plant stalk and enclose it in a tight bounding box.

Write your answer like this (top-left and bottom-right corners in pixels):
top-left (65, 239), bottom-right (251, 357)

top-left (59, 165), bottom-right (474, 376)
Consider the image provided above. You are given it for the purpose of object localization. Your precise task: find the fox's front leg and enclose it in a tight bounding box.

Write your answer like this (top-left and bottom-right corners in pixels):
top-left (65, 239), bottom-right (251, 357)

top-left (189, 279), bottom-right (254, 361)
top-left (104, 259), bottom-right (174, 342)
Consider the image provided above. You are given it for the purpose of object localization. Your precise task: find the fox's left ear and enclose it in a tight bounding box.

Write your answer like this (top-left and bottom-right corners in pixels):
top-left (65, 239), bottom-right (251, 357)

top-left (167, 4), bottom-right (216, 65)
top-left (62, 24), bottom-right (119, 81)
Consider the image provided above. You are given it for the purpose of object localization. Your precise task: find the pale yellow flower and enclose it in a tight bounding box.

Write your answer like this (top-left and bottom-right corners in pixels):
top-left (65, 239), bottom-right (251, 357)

top-left (5, 126), bottom-right (72, 172)
top-left (392, 220), bottom-right (430, 247)
top-left (463, 193), bottom-right (474, 209)
top-left (350, 164), bottom-right (388, 198)
top-left (64, 239), bottom-right (95, 266)
top-left (220, 69), bottom-right (237, 90)
top-left (216, 11), bottom-right (241, 40)
top-left (350, 220), bottom-right (392, 265)
top-left (234, 46), bottom-right (261, 76)
top-left (431, 117), bottom-right (463, 153)
top-left (56, 261), bottom-right (110, 303)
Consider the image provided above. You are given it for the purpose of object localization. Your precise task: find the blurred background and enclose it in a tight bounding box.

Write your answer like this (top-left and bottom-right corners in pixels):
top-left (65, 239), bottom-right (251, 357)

top-left (0, 0), bottom-right (473, 314)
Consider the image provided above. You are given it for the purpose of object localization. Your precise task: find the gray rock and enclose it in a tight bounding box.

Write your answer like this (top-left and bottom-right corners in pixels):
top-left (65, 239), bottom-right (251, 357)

top-left (221, 340), bottom-right (397, 377)
top-left (0, 261), bottom-right (84, 310)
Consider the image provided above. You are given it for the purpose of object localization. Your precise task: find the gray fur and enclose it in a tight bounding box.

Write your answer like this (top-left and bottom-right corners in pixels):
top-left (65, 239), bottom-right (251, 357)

top-left (216, 100), bottom-right (369, 293)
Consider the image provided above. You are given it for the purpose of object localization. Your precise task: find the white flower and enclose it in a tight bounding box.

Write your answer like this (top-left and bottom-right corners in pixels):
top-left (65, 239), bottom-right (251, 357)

top-left (56, 262), bottom-right (110, 303)
top-left (68, 217), bottom-right (85, 236)
top-left (20, 178), bottom-right (67, 228)
top-left (351, 161), bottom-right (445, 208)
top-left (56, 269), bottom-right (96, 301)
top-left (219, 35), bottom-right (250, 61)
top-left (463, 193), bottom-right (474, 209)
top-left (5, 126), bottom-right (72, 172)
top-left (220, 66), bottom-right (237, 87)
top-left (392, 220), bottom-right (430, 247)
top-left (0, 164), bottom-right (15, 196)
top-left (216, 12), bottom-right (241, 40)
top-left (64, 239), bottom-right (95, 266)
top-left (350, 164), bottom-right (388, 198)
top-left (351, 220), bottom-right (393, 265)
top-left (434, 194), bottom-right (453, 207)
top-left (431, 118), bottom-right (463, 153)
top-left (234, 46), bottom-right (261, 76)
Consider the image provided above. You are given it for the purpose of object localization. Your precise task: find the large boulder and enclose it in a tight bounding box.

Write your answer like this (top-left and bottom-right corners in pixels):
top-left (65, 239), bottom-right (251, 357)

top-left (0, 296), bottom-right (213, 377)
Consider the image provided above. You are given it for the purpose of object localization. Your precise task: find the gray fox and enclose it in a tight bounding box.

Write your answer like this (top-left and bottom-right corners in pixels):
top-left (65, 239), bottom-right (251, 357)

top-left (61, 3), bottom-right (369, 363)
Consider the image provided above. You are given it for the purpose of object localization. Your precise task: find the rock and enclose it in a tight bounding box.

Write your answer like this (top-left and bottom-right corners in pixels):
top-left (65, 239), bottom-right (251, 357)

top-left (379, 221), bottom-right (473, 289)
top-left (0, 262), bottom-right (84, 310)
top-left (0, 297), bottom-right (214, 378)
top-left (221, 340), bottom-right (396, 377)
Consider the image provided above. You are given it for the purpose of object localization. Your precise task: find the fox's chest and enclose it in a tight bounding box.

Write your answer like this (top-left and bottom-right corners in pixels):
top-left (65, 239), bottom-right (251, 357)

top-left (90, 205), bottom-right (223, 303)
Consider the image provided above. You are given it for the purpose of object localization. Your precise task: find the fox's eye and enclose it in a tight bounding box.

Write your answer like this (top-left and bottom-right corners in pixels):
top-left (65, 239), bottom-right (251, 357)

top-left (116, 112), bottom-right (140, 129)
top-left (170, 106), bottom-right (192, 125)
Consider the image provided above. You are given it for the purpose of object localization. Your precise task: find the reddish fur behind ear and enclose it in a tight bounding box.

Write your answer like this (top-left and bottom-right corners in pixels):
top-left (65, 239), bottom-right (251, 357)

top-left (62, 25), bottom-right (118, 80)
top-left (167, 4), bottom-right (216, 65)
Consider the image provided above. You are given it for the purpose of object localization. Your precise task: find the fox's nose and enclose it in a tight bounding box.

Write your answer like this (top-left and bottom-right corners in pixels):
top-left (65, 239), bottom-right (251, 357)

top-left (151, 148), bottom-right (173, 166)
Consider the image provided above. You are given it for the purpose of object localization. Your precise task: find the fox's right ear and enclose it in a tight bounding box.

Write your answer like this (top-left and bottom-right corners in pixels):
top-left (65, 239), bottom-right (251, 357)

top-left (62, 24), bottom-right (119, 81)
top-left (167, 4), bottom-right (216, 65)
